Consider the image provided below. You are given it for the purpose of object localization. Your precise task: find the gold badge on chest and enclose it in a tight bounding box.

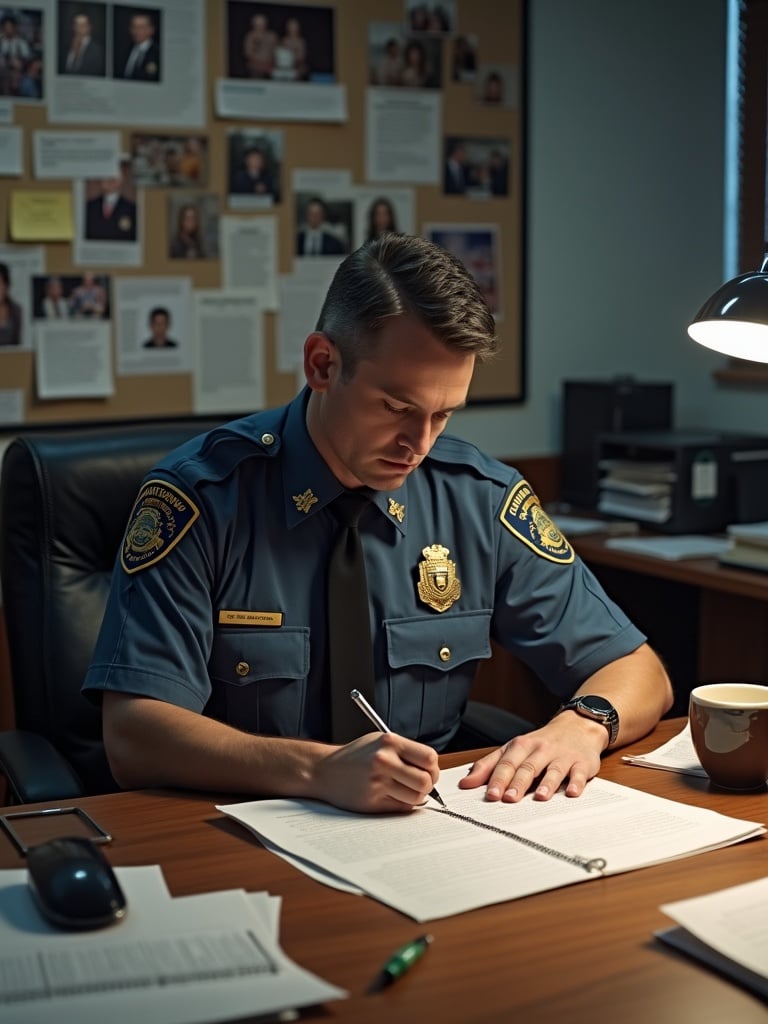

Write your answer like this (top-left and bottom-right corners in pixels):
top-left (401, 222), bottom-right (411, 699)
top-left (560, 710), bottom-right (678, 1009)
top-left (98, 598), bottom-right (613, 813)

top-left (417, 543), bottom-right (461, 612)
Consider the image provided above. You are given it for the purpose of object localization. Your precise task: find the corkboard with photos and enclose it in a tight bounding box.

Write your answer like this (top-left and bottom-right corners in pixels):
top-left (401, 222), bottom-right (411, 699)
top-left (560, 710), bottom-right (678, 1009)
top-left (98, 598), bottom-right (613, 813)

top-left (0, 0), bottom-right (525, 426)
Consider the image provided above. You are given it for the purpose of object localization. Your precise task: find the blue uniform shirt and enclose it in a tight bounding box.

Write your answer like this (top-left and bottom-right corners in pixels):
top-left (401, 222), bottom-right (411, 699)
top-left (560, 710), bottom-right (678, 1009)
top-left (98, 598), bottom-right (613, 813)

top-left (83, 388), bottom-right (646, 749)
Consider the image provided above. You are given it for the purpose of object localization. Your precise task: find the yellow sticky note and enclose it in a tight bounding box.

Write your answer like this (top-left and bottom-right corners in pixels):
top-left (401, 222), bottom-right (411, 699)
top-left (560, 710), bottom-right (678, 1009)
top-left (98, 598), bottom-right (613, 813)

top-left (10, 190), bottom-right (74, 241)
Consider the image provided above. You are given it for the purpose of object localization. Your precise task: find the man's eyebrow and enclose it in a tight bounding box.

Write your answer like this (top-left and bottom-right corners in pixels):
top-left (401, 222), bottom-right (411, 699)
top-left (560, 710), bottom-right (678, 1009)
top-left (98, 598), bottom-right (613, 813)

top-left (384, 391), bottom-right (467, 414)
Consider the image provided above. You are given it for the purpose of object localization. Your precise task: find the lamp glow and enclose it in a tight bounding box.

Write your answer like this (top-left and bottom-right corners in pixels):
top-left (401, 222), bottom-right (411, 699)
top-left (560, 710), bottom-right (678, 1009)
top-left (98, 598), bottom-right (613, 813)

top-left (688, 256), bottom-right (768, 363)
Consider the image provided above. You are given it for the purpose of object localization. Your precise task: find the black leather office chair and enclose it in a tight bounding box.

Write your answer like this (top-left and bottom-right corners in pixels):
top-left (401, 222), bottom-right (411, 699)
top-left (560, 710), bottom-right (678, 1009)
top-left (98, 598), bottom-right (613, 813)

top-left (0, 420), bottom-right (532, 804)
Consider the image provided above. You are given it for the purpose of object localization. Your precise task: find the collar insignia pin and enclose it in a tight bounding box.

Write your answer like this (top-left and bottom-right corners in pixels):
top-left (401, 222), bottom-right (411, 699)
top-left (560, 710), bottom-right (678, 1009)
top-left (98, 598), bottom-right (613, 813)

top-left (388, 497), bottom-right (405, 522)
top-left (292, 488), bottom-right (318, 513)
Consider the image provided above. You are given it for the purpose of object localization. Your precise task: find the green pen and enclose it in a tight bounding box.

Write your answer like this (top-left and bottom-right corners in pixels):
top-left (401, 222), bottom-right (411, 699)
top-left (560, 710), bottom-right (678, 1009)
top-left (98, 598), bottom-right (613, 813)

top-left (370, 934), bottom-right (434, 991)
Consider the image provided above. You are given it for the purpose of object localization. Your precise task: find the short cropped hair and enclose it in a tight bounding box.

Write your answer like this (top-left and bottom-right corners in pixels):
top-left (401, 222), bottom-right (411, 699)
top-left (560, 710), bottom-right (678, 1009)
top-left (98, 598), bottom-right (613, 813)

top-left (149, 306), bottom-right (170, 322)
top-left (316, 233), bottom-right (497, 377)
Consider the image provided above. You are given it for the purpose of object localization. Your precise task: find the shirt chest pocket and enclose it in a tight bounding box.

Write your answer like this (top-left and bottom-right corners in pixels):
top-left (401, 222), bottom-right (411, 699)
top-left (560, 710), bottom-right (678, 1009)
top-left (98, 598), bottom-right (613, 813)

top-left (383, 610), bottom-right (492, 744)
top-left (208, 628), bottom-right (309, 736)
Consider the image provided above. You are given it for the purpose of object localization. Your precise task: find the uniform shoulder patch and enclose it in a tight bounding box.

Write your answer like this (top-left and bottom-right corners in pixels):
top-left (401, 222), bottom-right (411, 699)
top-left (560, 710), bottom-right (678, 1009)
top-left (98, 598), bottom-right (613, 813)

top-left (499, 479), bottom-right (574, 564)
top-left (121, 479), bottom-right (200, 574)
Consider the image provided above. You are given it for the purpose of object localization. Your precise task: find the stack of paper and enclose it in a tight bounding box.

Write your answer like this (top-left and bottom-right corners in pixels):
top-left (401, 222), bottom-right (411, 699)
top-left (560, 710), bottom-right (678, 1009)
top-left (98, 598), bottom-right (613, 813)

top-left (621, 722), bottom-right (708, 777)
top-left (604, 535), bottom-right (732, 561)
top-left (0, 864), bottom-right (345, 1024)
top-left (656, 877), bottom-right (768, 1000)
top-left (597, 459), bottom-right (676, 523)
top-left (218, 766), bottom-right (765, 922)
top-left (720, 520), bottom-right (768, 572)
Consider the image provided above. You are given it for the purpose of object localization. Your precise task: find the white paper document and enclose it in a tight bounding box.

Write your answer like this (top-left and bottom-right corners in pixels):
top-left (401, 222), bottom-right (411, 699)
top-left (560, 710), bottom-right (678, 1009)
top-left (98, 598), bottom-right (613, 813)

top-left (0, 863), bottom-right (345, 1023)
top-left (604, 535), bottom-right (732, 561)
top-left (218, 768), bottom-right (765, 922)
top-left (622, 723), bottom-right (708, 777)
top-left (656, 876), bottom-right (768, 999)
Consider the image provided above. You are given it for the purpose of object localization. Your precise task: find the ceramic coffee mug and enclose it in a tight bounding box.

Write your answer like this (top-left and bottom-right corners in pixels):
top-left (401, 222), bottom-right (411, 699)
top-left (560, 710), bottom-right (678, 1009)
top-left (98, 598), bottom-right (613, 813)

top-left (689, 683), bottom-right (768, 791)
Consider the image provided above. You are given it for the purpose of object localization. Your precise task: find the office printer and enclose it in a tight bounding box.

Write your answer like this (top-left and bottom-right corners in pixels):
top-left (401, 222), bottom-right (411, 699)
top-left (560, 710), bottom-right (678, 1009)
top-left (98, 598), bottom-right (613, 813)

top-left (595, 429), bottom-right (768, 534)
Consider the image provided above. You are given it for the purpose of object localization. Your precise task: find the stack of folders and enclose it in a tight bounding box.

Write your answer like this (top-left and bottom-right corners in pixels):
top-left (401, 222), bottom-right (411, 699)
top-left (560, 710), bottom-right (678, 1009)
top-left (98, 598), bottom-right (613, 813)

top-left (720, 521), bottom-right (768, 572)
top-left (597, 459), bottom-right (675, 524)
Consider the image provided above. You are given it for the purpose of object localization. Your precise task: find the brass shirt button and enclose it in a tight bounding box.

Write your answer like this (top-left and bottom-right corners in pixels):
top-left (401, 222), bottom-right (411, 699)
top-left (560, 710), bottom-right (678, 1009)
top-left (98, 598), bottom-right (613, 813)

top-left (261, 432), bottom-right (275, 446)
top-left (439, 646), bottom-right (451, 662)
top-left (236, 661), bottom-right (250, 677)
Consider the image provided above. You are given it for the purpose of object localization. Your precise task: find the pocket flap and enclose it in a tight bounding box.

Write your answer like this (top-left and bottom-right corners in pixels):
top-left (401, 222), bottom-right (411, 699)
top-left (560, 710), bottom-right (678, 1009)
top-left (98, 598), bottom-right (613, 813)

top-left (209, 628), bottom-right (309, 685)
top-left (385, 610), bottom-right (492, 671)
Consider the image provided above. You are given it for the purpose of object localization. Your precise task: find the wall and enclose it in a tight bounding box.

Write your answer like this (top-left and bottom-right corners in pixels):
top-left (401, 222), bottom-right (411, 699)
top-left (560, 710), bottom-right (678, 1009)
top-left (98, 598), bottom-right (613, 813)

top-left (452, 0), bottom-right (750, 459)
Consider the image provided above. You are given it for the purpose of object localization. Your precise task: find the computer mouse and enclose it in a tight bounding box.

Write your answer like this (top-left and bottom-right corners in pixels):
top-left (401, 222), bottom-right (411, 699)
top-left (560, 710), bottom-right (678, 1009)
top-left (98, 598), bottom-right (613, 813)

top-left (26, 835), bottom-right (127, 930)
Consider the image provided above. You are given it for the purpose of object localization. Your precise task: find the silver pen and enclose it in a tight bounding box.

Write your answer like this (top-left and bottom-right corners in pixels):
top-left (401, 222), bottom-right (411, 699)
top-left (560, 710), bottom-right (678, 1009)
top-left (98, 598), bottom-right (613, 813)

top-left (349, 688), bottom-right (447, 808)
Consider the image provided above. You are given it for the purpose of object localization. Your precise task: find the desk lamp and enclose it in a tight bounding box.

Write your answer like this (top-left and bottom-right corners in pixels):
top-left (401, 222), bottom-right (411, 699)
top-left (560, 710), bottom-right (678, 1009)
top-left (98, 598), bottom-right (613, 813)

top-left (688, 252), bottom-right (768, 362)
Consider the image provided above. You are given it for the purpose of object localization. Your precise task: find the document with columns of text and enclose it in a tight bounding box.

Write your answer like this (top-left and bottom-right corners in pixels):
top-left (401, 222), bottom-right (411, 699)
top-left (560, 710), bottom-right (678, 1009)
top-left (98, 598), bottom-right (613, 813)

top-left (218, 766), bottom-right (765, 922)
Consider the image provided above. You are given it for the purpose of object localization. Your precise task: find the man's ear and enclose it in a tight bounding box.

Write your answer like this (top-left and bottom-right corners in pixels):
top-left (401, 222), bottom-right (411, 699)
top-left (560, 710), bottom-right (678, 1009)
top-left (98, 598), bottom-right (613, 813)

top-left (304, 332), bottom-right (339, 391)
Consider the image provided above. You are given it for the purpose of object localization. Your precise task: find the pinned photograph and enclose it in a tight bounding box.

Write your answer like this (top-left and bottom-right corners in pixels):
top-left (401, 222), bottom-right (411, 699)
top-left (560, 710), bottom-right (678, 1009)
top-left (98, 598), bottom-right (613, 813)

top-left (295, 193), bottom-right (351, 257)
top-left (451, 33), bottom-right (477, 83)
top-left (443, 136), bottom-right (510, 198)
top-left (226, 1), bottom-right (335, 83)
top-left (368, 22), bottom-right (441, 89)
top-left (32, 271), bottom-right (110, 319)
top-left (167, 193), bottom-right (220, 260)
top-left (0, 259), bottom-right (22, 345)
top-left (0, 7), bottom-right (44, 100)
top-left (84, 163), bottom-right (138, 242)
top-left (475, 64), bottom-right (519, 108)
top-left (405, 0), bottom-right (455, 34)
top-left (227, 128), bottom-right (282, 207)
top-left (112, 5), bottom-right (162, 82)
top-left (130, 133), bottom-right (208, 188)
top-left (57, 1), bottom-right (107, 77)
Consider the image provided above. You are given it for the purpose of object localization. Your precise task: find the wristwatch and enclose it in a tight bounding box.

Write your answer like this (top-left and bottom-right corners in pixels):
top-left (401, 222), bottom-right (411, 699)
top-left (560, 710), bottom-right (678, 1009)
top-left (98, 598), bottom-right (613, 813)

top-left (557, 695), bottom-right (619, 746)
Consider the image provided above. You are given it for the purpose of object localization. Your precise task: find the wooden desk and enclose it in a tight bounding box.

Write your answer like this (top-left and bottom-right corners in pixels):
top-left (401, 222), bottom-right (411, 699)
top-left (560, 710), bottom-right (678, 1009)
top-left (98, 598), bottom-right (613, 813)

top-left (1, 719), bottom-right (766, 1023)
top-left (574, 533), bottom-right (768, 716)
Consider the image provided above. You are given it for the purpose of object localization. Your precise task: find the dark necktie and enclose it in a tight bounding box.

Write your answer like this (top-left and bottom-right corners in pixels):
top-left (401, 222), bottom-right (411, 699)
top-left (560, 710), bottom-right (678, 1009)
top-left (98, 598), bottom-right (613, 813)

top-left (327, 491), bottom-right (376, 743)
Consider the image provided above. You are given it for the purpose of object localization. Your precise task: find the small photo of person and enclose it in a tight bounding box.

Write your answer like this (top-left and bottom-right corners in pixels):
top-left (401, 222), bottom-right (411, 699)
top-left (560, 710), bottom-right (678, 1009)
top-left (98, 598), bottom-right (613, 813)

top-left (451, 33), bottom-right (477, 83)
top-left (83, 161), bottom-right (138, 241)
top-left (443, 136), bottom-right (511, 198)
top-left (364, 196), bottom-right (399, 242)
top-left (226, 1), bottom-right (335, 83)
top-left (57, 1), bottom-right (106, 77)
top-left (68, 270), bottom-right (110, 317)
top-left (32, 274), bottom-right (71, 319)
top-left (424, 225), bottom-right (501, 317)
top-left (142, 305), bottom-right (178, 348)
top-left (167, 193), bottom-right (219, 260)
top-left (130, 132), bottom-right (207, 187)
top-left (367, 22), bottom-right (441, 89)
top-left (227, 129), bottom-right (282, 203)
top-left (295, 193), bottom-right (351, 257)
top-left (112, 5), bottom-right (162, 82)
top-left (0, 8), bottom-right (44, 100)
top-left (0, 260), bottom-right (22, 346)
top-left (475, 64), bottom-right (519, 108)
top-left (405, 0), bottom-right (455, 34)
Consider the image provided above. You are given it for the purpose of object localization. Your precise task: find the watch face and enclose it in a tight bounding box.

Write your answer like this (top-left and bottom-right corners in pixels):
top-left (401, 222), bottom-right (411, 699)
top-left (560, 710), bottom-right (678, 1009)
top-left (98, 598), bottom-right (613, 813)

top-left (580, 696), bottom-right (613, 715)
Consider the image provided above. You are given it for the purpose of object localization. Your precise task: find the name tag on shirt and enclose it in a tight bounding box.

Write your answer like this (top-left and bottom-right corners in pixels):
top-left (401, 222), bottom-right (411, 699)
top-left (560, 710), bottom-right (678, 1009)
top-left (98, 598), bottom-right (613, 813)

top-left (218, 610), bottom-right (284, 627)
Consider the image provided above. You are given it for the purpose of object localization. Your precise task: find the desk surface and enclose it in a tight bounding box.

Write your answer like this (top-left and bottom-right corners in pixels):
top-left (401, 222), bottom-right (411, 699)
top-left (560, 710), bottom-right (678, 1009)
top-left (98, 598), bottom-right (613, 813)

top-left (1, 719), bottom-right (766, 1024)
top-left (574, 530), bottom-right (768, 602)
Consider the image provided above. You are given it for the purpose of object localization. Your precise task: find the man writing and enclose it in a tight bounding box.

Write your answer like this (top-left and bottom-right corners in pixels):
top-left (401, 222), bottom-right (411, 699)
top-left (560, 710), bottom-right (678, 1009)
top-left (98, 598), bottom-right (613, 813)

top-left (84, 234), bottom-right (672, 813)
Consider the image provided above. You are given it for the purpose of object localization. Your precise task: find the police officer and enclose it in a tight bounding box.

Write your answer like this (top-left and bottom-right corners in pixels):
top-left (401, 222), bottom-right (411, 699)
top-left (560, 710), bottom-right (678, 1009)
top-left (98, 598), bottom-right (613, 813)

top-left (84, 234), bottom-right (673, 813)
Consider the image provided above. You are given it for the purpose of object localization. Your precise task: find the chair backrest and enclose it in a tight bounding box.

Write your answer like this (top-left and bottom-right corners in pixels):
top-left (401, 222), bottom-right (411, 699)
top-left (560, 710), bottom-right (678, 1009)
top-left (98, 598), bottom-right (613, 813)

top-left (0, 418), bottom-right (228, 794)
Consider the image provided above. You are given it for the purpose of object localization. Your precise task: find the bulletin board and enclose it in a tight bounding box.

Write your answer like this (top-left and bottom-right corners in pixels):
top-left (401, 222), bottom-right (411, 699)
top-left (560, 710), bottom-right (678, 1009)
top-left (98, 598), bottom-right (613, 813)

top-left (0, 0), bottom-right (526, 427)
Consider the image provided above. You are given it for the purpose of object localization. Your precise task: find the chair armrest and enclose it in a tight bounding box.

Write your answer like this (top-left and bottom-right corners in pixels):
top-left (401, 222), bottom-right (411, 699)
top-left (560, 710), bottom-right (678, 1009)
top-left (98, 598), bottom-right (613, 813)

top-left (0, 729), bottom-right (86, 804)
top-left (454, 700), bottom-right (536, 750)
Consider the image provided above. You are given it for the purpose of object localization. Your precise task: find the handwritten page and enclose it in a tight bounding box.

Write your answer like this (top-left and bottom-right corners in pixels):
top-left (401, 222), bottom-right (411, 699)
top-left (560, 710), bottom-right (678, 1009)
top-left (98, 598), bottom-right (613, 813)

top-left (656, 877), bottom-right (768, 999)
top-left (218, 769), bottom-right (765, 922)
top-left (622, 722), bottom-right (707, 777)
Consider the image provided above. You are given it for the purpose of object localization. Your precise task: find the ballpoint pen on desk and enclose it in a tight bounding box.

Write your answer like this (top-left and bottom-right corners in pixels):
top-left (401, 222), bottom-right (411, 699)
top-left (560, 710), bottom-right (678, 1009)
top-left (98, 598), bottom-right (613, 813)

top-left (368, 934), bottom-right (434, 993)
top-left (349, 688), bottom-right (447, 808)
